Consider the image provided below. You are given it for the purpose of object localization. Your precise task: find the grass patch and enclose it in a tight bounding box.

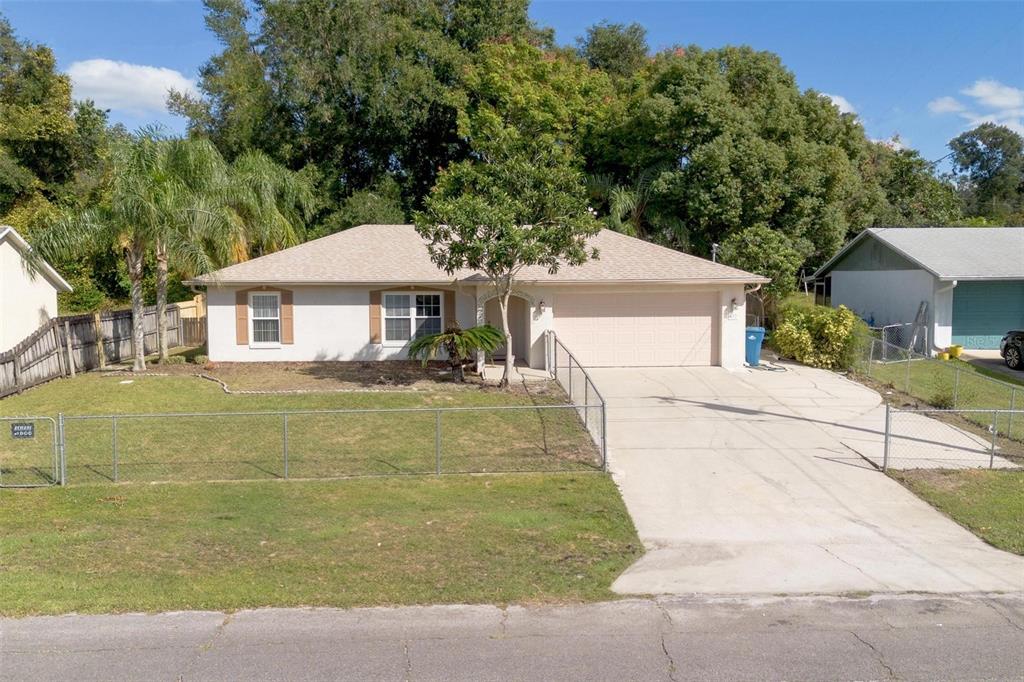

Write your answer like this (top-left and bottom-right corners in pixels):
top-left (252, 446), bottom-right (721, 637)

top-left (859, 356), bottom-right (1024, 442)
top-left (0, 474), bottom-right (641, 616)
top-left (0, 374), bottom-right (599, 485)
top-left (890, 469), bottom-right (1024, 555)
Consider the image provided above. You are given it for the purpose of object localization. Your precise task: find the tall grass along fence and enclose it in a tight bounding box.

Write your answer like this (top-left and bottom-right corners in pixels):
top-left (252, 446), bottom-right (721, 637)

top-left (0, 302), bottom-right (207, 399)
top-left (880, 406), bottom-right (1024, 471)
top-left (548, 331), bottom-right (607, 469)
top-left (854, 334), bottom-right (1022, 443)
top-left (0, 404), bottom-right (602, 488)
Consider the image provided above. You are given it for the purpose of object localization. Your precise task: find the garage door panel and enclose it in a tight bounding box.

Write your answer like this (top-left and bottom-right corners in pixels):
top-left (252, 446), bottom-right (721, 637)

top-left (555, 292), bottom-right (718, 367)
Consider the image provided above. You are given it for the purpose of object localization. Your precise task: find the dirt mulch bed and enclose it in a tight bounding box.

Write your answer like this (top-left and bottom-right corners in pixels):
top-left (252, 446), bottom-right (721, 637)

top-left (105, 360), bottom-right (563, 396)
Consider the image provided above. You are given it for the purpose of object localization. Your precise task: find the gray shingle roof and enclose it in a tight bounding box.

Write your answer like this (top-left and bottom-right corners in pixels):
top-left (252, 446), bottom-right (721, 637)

top-left (188, 224), bottom-right (767, 286)
top-left (815, 227), bottom-right (1024, 280)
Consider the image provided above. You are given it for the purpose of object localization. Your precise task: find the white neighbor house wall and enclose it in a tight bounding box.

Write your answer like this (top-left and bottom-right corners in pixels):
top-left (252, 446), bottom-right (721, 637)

top-left (208, 282), bottom-right (749, 369)
top-left (206, 285), bottom-right (478, 362)
top-left (0, 237), bottom-right (61, 351)
top-left (830, 269), bottom-right (955, 352)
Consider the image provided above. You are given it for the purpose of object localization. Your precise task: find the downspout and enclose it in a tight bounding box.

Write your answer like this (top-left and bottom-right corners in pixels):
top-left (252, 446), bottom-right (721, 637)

top-left (932, 279), bottom-right (957, 352)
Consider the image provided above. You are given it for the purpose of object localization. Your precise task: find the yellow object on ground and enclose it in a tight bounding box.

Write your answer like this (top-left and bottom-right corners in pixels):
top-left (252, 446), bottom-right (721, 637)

top-left (949, 345), bottom-right (963, 358)
top-left (939, 352), bottom-right (950, 361)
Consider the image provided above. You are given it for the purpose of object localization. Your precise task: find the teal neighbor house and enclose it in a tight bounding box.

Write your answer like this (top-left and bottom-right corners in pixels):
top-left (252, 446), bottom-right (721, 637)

top-left (809, 227), bottom-right (1024, 351)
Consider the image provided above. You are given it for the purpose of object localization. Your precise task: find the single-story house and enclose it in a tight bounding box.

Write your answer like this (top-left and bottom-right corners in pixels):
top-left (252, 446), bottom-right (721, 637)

top-left (0, 226), bottom-right (72, 351)
top-left (187, 224), bottom-right (768, 369)
top-left (809, 227), bottom-right (1024, 350)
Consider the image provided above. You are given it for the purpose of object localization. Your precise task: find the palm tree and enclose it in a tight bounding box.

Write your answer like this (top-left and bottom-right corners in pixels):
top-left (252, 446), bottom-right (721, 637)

top-left (37, 131), bottom-right (314, 369)
top-left (36, 135), bottom-right (167, 371)
top-left (407, 324), bottom-right (504, 382)
top-left (587, 166), bottom-right (691, 250)
top-left (145, 136), bottom-right (314, 363)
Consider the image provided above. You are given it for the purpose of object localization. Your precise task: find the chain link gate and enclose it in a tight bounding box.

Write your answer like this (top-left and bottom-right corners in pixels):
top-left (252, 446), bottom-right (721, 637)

top-left (0, 416), bottom-right (61, 487)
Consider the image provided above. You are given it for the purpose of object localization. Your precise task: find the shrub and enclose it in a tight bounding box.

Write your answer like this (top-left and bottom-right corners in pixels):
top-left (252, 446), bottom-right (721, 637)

top-left (771, 303), bottom-right (866, 370)
top-left (160, 355), bottom-right (187, 365)
top-left (192, 354), bottom-right (209, 366)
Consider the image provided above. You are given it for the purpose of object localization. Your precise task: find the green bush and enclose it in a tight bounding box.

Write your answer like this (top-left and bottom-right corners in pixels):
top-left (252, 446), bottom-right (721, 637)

top-left (192, 354), bottom-right (209, 366)
top-left (770, 303), bottom-right (866, 370)
top-left (160, 355), bottom-right (187, 365)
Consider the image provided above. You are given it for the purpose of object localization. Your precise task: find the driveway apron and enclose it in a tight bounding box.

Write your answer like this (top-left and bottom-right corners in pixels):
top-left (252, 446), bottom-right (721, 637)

top-left (591, 365), bottom-right (1024, 595)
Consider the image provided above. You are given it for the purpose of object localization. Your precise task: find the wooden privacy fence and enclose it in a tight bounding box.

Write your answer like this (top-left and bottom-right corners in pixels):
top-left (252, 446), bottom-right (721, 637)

top-left (0, 303), bottom-right (207, 398)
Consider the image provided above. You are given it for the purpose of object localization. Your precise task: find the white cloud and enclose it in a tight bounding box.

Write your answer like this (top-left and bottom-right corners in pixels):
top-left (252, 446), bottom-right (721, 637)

top-left (927, 96), bottom-right (965, 114)
top-left (67, 59), bottom-right (198, 116)
top-left (928, 79), bottom-right (1024, 136)
top-left (961, 79), bottom-right (1024, 110)
top-left (872, 136), bottom-right (908, 151)
top-left (822, 93), bottom-right (856, 115)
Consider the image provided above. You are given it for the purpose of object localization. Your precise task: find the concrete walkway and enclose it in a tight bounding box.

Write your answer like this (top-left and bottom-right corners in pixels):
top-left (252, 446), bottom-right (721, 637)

top-left (592, 364), bottom-right (1024, 595)
top-left (3, 595), bottom-right (1023, 681)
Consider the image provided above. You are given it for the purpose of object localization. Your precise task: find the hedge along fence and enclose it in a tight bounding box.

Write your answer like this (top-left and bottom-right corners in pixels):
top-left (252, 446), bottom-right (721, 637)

top-left (0, 302), bottom-right (206, 399)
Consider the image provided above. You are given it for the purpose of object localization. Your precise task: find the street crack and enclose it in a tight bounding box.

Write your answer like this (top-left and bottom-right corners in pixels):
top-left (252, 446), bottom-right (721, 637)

top-left (849, 630), bottom-right (898, 680)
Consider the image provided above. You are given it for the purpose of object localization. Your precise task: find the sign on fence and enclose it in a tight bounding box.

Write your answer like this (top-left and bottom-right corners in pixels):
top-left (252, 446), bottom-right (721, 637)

top-left (10, 422), bottom-right (34, 439)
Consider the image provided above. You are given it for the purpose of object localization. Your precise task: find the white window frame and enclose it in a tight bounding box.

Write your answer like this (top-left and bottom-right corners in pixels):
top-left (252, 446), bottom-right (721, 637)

top-left (249, 291), bottom-right (282, 349)
top-left (382, 291), bottom-right (444, 347)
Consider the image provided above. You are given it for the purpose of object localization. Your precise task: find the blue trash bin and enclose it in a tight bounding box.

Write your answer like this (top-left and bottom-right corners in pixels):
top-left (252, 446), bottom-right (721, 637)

top-left (745, 327), bottom-right (765, 366)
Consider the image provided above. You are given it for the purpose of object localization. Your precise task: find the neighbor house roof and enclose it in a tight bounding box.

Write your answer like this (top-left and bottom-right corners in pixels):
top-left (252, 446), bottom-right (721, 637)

top-left (812, 227), bottom-right (1024, 281)
top-left (0, 226), bottom-right (73, 292)
top-left (187, 224), bottom-right (767, 286)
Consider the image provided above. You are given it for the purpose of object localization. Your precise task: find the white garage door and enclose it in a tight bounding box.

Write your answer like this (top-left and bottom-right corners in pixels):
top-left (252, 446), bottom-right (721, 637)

top-left (554, 291), bottom-right (719, 367)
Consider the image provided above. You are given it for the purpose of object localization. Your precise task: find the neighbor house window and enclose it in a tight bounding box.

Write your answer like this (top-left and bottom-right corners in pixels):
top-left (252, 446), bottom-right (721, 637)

top-left (383, 293), bottom-right (442, 343)
top-left (250, 292), bottom-right (281, 346)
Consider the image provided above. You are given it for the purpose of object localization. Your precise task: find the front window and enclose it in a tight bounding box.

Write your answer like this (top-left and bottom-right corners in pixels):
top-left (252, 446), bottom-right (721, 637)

top-left (383, 293), bottom-right (442, 343)
top-left (250, 292), bottom-right (281, 345)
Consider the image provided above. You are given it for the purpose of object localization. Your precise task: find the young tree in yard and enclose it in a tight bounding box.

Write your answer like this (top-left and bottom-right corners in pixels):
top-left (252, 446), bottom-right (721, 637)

top-left (719, 225), bottom-right (804, 326)
top-left (415, 149), bottom-right (601, 388)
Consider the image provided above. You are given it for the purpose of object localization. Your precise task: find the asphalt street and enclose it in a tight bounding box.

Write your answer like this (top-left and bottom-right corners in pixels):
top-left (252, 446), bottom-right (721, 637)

top-left (3, 593), bottom-right (1023, 681)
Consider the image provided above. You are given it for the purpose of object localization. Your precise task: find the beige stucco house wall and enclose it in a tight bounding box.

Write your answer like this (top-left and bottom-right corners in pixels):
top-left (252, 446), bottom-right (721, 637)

top-left (193, 225), bottom-right (766, 371)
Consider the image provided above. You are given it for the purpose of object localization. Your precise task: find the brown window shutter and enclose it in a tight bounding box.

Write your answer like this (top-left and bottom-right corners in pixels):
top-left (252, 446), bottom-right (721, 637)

top-left (235, 290), bottom-right (248, 345)
top-left (280, 289), bottom-right (294, 344)
top-left (369, 290), bottom-right (382, 343)
top-left (444, 290), bottom-right (456, 329)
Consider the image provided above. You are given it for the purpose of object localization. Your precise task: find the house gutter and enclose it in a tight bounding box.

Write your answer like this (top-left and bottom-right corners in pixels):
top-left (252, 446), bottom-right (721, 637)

top-left (932, 279), bottom-right (957, 352)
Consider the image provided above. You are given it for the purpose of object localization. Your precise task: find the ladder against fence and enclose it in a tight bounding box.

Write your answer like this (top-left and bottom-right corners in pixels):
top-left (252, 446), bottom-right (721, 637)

top-left (0, 302), bottom-right (206, 398)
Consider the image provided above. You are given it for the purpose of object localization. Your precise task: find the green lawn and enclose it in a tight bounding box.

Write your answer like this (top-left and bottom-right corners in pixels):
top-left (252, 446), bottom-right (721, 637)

top-left (0, 474), bottom-right (641, 616)
top-left (861, 355), bottom-right (1024, 442)
top-left (891, 469), bottom-right (1024, 555)
top-left (0, 374), bottom-right (600, 485)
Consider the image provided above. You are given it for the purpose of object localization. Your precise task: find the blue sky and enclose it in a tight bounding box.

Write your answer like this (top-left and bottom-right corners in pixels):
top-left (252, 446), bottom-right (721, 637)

top-left (2, 0), bottom-right (1022, 164)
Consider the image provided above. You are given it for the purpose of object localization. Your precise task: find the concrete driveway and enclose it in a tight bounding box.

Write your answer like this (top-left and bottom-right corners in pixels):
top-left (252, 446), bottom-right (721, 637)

top-left (962, 349), bottom-right (1024, 383)
top-left (592, 364), bottom-right (1024, 595)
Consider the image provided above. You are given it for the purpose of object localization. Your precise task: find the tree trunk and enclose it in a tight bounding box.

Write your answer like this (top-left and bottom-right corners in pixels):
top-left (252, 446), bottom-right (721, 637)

top-left (498, 285), bottom-right (513, 389)
top-left (155, 239), bottom-right (169, 362)
top-left (127, 244), bottom-right (147, 372)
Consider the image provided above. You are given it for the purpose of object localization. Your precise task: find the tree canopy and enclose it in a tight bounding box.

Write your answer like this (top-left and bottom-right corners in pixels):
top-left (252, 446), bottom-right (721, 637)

top-left (2, 4), bottom-right (1011, 325)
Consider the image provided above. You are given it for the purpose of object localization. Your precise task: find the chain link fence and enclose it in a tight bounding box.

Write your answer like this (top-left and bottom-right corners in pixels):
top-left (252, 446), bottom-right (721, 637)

top-left (48, 404), bottom-right (602, 485)
top-left (1, 403), bottom-right (603, 487)
top-left (881, 405), bottom-right (1024, 471)
top-left (549, 332), bottom-right (607, 470)
top-left (854, 335), bottom-right (1023, 443)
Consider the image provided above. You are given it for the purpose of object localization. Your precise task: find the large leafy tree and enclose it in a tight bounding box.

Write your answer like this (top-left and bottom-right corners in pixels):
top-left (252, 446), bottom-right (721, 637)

top-left (719, 225), bottom-right (804, 324)
top-left (949, 123), bottom-right (1024, 221)
top-left (172, 0), bottom-right (549, 232)
top-left (587, 46), bottom-right (875, 265)
top-left (576, 21), bottom-right (649, 78)
top-left (863, 142), bottom-right (961, 226)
